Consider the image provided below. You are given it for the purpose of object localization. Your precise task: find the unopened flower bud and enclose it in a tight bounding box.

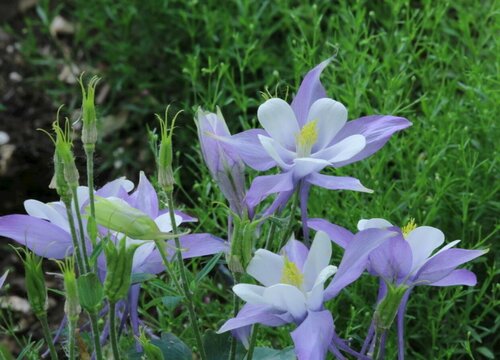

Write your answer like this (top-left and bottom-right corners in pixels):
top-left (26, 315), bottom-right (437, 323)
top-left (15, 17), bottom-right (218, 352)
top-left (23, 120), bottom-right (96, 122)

top-left (53, 120), bottom-right (79, 187)
top-left (228, 214), bottom-right (258, 273)
top-left (57, 257), bottom-right (81, 321)
top-left (104, 237), bottom-right (140, 303)
top-left (374, 283), bottom-right (408, 331)
top-left (20, 250), bottom-right (48, 317)
top-left (79, 75), bottom-right (99, 148)
top-left (51, 151), bottom-right (71, 203)
top-left (156, 106), bottom-right (181, 192)
top-left (77, 272), bottom-right (104, 314)
top-left (93, 197), bottom-right (182, 241)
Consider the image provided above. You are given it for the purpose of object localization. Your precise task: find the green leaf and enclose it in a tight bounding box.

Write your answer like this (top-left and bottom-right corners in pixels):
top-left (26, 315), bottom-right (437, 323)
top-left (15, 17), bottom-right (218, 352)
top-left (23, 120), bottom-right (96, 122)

top-left (161, 295), bottom-right (184, 310)
top-left (203, 330), bottom-right (245, 360)
top-left (152, 333), bottom-right (192, 360)
top-left (476, 347), bottom-right (495, 359)
top-left (131, 272), bottom-right (156, 284)
top-left (250, 347), bottom-right (296, 360)
top-left (0, 345), bottom-right (14, 360)
top-left (195, 252), bottom-right (223, 284)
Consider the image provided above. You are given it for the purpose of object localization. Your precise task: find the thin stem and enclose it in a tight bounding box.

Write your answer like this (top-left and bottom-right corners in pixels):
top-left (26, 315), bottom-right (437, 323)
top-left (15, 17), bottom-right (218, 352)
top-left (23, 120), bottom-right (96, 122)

top-left (39, 314), bottom-right (59, 360)
top-left (153, 239), bottom-right (182, 293)
top-left (370, 328), bottom-right (386, 360)
top-left (228, 289), bottom-right (240, 360)
top-left (70, 187), bottom-right (91, 272)
top-left (166, 191), bottom-right (207, 360)
top-left (246, 324), bottom-right (259, 360)
top-left (109, 302), bottom-right (121, 360)
top-left (89, 312), bottom-right (104, 360)
top-left (277, 189), bottom-right (300, 251)
top-left (85, 146), bottom-right (97, 247)
top-left (67, 318), bottom-right (76, 360)
top-left (63, 200), bottom-right (85, 274)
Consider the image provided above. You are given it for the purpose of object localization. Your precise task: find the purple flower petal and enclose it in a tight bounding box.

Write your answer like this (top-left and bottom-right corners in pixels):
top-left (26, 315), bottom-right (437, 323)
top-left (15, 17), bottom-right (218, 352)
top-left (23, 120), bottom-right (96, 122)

top-left (291, 58), bottom-right (332, 127)
top-left (262, 190), bottom-right (294, 217)
top-left (368, 236), bottom-right (413, 283)
top-left (218, 303), bottom-right (291, 333)
top-left (245, 172), bottom-right (295, 210)
top-left (290, 310), bottom-right (334, 360)
top-left (167, 233), bottom-right (229, 259)
top-left (329, 115), bottom-right (412, 167)
top-left (230, 129), bottom-right (276, 171)
top-left (283, 239), bottom-right (309, 270)
top-left (307, 219), bottom-right (354, 249)
top-left (415, 248), bottom-right (486, 285)
top-left (129, 172), bottom-right (159, 218)
top-left (306, 172), bottom-right (373, 193)
top-left (0, 215), bottom-right (73, 259)
top-left (325, 228), bottom-right (396, 300)
top-left (428, 269), bottom-right (477, 287)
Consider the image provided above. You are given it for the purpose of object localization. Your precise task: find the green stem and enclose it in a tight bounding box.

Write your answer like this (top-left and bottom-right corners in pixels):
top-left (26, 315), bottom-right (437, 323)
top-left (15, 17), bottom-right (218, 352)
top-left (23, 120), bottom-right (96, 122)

top-left (39, 314), bottom-right (59, 360)
top-left (85, 146), bottom-right (97, 247)
top-left (67, 318), bottom-right (76, 360)
top-left (109, 302), bottom-right (121, 360)
top-left (370, 328), bottom-right (385, 360)
top-left (246, 324), bottom-right (259, 360)
top-left (89, 312), bottom-right (104, 360)
top-left (70, 187), bottom-right (91, 272)
top-left (277, 189), bottom-right (300, 251)
top-left (153, 239), bottom-right (182, 293)
top-left (63, 200), bottom-right (86, 274)
top-left (166, 191), bottom-right (207, 360)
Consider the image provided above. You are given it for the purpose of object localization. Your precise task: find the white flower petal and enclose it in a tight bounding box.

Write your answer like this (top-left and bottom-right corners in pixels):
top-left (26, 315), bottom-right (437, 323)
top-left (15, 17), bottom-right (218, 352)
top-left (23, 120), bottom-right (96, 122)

top-left (302, 231), bottom-right (332, 291)
top-left (263, 284), bottom-right (307, 320)
top-left (306, 265), bottom-right (336, 311)
top-left (257, 98), bottom-right (300, 149)
top-left (154, 213), bottom-right (182, 233)
top-left (258, 135), bottom-right (295, 169)
top-left (357, 218), bottom-right (394, 231)
top-left (246, 249), bottom-right (285, 286)
top-left (405, 226), bottom-right (445, 272)
top-left (307, 98), bottom-right (348, 151)
top-left (131, 240), bottom-right (155, 270)
top-left (313, 134), bottom-right (366, 163)
top-left (233, 284), bottom-right (267, 305)
top-left (24, 199), bottom-right (70, 232)
top-left (293, 158), bottom-right (330, 179)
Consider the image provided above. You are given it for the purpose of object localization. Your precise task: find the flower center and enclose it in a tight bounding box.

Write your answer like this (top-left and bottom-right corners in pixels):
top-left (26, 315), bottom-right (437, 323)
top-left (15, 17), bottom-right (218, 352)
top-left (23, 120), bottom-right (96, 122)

top-left (402, 218), bottom-right (417, 237)
top-left (281, 258), bottom-right (304, 288)
top-left (296, 120), bottom-right (318, 157)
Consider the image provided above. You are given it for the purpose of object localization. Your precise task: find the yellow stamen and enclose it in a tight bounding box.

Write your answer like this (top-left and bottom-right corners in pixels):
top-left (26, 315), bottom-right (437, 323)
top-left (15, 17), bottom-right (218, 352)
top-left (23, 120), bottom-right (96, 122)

top-left (402, 218), bottom-right (417, 237)
top-left (281, 258), bottom-right (304, 288)
top-left (296, 120), bottom-right (318, 156)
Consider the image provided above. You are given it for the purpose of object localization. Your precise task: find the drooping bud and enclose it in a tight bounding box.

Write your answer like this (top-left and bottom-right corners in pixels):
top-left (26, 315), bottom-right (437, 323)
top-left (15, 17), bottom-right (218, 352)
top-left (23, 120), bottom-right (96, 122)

top-left (79, 74), bottom-right (100, 148)
top-left (104, 237), bottom-right (140, 303)
top-left (374, 282), bottom-right (409, 331)
top-left (18, 249), bottom-right (48, 317)
top-left (227, 214), bottom-right (259, 273)
top-left (77, 272), bottom-right (104, 314)
top-left (156, 106), bottom-right (181, 192)
top-left (92, 197), bottom-right (183, 241)
top-left (195, 108), bottom-right (246, 216)
top-left (57, 256), bottom-right (81, 321)
top-left (138, 329), bottom-right (164, 360)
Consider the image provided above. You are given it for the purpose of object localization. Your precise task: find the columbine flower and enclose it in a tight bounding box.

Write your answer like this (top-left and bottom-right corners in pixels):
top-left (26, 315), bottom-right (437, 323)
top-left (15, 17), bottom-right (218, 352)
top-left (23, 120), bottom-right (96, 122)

top-left (225, 59), bottom-right (411, 234)
top-left (195, 108), bottom-right (247, 217)
top-left (313, 217), bottom-right (487, 359)
top-left (218, 228), bottom-right (394, 359)
top-left (0, 270), bottom-right (8, 290)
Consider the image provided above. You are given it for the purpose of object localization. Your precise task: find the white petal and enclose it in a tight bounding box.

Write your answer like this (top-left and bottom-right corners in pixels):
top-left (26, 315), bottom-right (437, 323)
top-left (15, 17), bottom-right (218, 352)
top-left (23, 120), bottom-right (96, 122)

top-left (257, 98), bottom-right (300, 149)
top-left (357, 218), bottom-right (393, 231)
top-left (77, 186), bottom-right (90, 210)
top-left (233, 284), bottom-right (267, 304)
top-left (154, 213), bottom-right (182, 233)
top-left (313, 135), bottom-right (366, 163)
top-left (307, 98), bottom-right (348, 151)
top-left (306, 265), bottom-right (337, 310)
top-left (258, 135), bottom-right (295, 169)
top-left (263, 284), bottom-right (307, 320)
top-left (302, 231), bottom-right (332, 291)
top-left (405, 226), bottom-right (445, 272)
top-left (24, 199), bottom-right (70, 232)
top-left (292, 158), bottom-right (330, 179)
top-left (131, 241), bottom-right (155, 270)
top-left (246, 249), bottom-right (284, 286)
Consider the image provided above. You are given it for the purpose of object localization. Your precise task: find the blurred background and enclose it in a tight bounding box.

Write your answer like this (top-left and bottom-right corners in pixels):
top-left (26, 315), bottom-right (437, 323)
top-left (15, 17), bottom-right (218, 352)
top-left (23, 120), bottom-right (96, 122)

top-left (0, 0), bottom-right (498, 358)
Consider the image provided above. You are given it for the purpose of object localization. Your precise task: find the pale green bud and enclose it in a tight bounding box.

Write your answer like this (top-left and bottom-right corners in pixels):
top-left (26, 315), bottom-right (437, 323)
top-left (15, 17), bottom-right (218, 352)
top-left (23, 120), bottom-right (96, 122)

top-left (19, 250), bottom-right (48, 318)
top-left (156, 106), bottom-right (182, 191)
top-left (374, 283), bottom-right (409, 331)
top-left (52, 120), bottom-right (79, 187)
top-left (77, 273), bottom-right (104, 314)
top-left (228, 214), bottom-right (259, 273)
top-left (79, 74), bottom-right (100, 147)
top-left (57, 257), bottom-right (81, 321)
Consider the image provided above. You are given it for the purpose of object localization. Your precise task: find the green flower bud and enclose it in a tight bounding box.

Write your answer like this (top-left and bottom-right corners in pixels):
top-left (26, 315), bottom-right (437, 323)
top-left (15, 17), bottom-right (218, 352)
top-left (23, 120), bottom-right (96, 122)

top-left (52, 119), bottom-right (79, 187)
top-left (19, 249), bottom-right (48, 318)
top-left (156, 106), bottom-right (181, 191)
top-left (104, 237), bottom-right (140, 303)
top-left (228, 214), bottom-right (259, 273)
top-left (374, 283), bottom-right (409, 331)
top-left (57, 257), bottom-right (81, 321)
top-left (79, 74), bottom-right (100, 147)
top-left (138, 329), bottom-right (164, 360)
top-left (77, 272), bottom-right (104, 314)
top-left (93, 197), bottom-right (182, 241)
top-left (50, 151), bottom-right (71, 203)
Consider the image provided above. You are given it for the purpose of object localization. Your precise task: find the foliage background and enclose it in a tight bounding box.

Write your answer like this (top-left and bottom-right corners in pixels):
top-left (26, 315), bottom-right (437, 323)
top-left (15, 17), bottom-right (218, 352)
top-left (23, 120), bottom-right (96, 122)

top-left (0, 0), bottom-right (498, 358)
